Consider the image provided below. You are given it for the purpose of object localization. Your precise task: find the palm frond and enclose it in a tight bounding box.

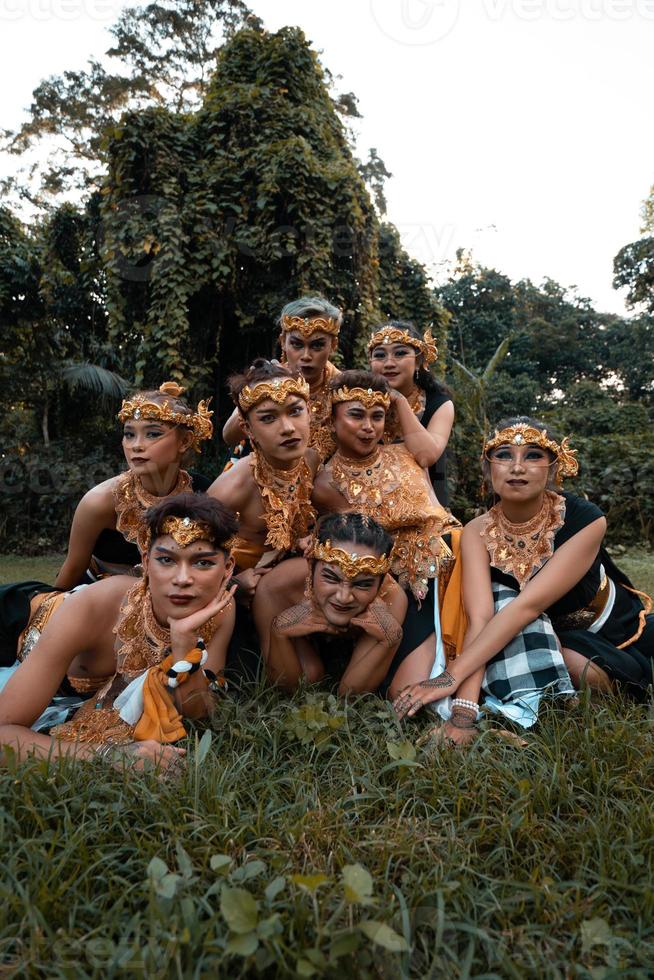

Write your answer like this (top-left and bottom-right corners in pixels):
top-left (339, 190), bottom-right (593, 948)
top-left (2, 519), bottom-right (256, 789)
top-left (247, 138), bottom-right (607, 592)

top-left (60, 361), bottom-right (130, 401)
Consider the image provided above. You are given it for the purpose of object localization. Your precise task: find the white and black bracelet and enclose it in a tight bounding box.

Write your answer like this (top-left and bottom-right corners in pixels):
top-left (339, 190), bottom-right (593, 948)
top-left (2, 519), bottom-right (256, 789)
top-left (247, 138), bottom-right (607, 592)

top-left (164, 638), bottom-right (208, 689)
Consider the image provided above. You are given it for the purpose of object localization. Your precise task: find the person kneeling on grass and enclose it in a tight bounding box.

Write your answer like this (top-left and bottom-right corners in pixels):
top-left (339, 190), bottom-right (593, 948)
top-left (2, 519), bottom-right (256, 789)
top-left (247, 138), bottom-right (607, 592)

top-left (394, 417), bottom-right (654, 744)
top-left (0, 494), bottom-right (237, 773)
top-left (253, 512), bottom-right (407, 695)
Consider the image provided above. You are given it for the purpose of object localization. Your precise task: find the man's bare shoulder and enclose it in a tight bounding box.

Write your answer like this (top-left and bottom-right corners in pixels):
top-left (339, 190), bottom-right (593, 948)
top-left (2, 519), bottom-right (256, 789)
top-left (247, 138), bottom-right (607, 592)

top-left (208, 458), bottom-right (254, 505)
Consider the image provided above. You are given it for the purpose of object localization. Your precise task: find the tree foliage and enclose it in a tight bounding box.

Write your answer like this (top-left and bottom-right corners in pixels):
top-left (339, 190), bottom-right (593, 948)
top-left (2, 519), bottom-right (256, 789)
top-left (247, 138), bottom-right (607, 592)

top-left (100, 26), bottom-right (442, 416)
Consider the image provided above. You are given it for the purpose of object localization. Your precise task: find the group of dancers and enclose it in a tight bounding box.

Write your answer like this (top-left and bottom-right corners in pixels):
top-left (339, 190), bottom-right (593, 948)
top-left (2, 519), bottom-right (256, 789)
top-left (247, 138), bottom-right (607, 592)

top-left (0, 294), bottom-right (652, 772)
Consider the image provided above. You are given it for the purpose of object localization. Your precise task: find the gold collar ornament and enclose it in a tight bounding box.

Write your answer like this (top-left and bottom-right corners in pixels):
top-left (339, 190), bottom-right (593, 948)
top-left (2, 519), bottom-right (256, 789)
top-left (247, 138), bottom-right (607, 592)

top-left (480, 490), bottom-right (566, 589)
top-left (237, 376), bottom-right (310, 413)
top-left (280, 314), bottom-right (340, 339)
top-left (332, 386), bottom-right (391, 410)
top-left (118, 382), bottom-right (213, 451)
top-left (484, 423), bottom-right (579, 480)
top-left (159, 516), bottom-right (215, 548)
top-left (313, 540), bottom-right (391, 578)
top-left (114, 468), bottom-right (193, 554)
top-left (367, 326), bottom-right (439, 365)
top-left (251, 450), bottom-right (316, 551)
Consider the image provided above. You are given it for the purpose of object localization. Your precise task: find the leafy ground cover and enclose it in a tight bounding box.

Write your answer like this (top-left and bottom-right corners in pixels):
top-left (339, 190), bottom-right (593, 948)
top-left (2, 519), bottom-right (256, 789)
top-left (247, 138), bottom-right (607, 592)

top-left (1, 552), bottom-right (653, 977)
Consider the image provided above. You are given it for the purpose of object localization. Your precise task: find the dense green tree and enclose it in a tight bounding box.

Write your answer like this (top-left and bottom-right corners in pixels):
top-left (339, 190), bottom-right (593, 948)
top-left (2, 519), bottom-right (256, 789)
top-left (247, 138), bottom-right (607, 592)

top-left (2, 1), bottom-right (254, 204)
top-left (613, 237), bottom-right (654, 314)
top-left (100, 26), bottom-right (443, 422)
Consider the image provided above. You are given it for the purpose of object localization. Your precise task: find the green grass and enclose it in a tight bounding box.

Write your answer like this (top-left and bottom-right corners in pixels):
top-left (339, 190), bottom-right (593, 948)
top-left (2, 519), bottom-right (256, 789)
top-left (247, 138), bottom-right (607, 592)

top-left (0, 553), bottom-right (64, 585)
top-left (1, 550), bottom-right (653, 977)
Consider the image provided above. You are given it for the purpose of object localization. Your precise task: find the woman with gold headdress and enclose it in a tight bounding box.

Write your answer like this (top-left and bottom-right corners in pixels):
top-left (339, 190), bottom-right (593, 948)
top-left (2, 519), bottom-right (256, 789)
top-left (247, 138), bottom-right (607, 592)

top-left (368, 320), bottom-right (454, 506)
top-left (312, 370), bottom-right (461, 698)
top-left (54, 382), bottom-right (214, 589)
top-left (394, 416), bottom-right (654, 742)
top-left (0, 495), bottom-right (237, 770)
top-left (222, 295), bottom-right (342, 463)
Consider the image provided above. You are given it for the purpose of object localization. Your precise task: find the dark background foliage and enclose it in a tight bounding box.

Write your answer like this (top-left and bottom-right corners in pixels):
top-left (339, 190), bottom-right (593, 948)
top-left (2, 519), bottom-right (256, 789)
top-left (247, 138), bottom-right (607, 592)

top-left (1, 4), bottom-right (653, 552)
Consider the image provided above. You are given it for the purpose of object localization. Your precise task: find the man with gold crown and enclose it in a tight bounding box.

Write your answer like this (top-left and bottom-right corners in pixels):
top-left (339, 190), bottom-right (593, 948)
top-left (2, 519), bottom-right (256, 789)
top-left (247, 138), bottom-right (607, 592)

top-left (0, 494), bottom-right (237, 771)
top-left (208, 359), bottom-right (320, 603)
top-left (55, 381), bottom-right (214, 589)
top-left (222, 295), bottom-right (342, 463)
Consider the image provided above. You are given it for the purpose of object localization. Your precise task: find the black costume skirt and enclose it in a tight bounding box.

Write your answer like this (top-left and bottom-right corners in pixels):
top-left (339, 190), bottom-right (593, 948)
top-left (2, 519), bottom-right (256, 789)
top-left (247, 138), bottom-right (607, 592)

top-left (0, 580), bottom-right (55, 667)
top-left (380, 579), bottom-right (436, 694)
top-left (223, 602), bottom-right (263, 688)
top-left (558, 583), bottom-right (654, 697)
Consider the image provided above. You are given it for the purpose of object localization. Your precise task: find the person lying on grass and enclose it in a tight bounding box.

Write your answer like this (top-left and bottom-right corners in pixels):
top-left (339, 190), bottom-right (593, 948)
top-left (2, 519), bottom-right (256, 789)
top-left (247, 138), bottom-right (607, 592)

top-left (252, 512), bottom-right (406, 695)
top-left (0, 494), bottom-right (237, 773)
top-left (394, 417), bottom-right (654, 745)
top-left (208, 359), bottom-right (320, 603)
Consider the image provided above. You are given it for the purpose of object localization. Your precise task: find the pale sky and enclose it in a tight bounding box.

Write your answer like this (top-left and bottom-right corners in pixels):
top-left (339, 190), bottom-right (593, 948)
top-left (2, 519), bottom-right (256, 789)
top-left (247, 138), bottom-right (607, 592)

top-left (1, 0), bottom-right (653, 316)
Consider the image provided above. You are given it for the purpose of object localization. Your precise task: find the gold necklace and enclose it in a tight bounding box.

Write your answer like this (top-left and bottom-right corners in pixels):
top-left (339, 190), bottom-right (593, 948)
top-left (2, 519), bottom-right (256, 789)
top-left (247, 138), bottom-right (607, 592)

top-left (115, 579), bottom-right (220, 677)
top-left (251, 449), bottom-right (316, 551)
top-left (480, 490), bottom-right (566, 589)
top-left (307, 362), bottom-right (339, 461)
top-left (114, 468), bottom-right (192, 553)
top-left (329, 448), bottom-right (397, 509)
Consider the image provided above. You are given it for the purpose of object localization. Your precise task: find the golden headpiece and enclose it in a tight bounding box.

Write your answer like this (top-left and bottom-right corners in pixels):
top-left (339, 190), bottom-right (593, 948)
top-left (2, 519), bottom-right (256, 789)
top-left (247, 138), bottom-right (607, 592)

top-left (159, 516), bottom-right (214, 548)
top-left (367, 325), bottom-right (438, 365)
top-left (118, 382), bottom-right (213, 451)
top-left (331, 386), bottom-right (391, 410)
top-left (280, 314), bottom-right (340, 339)
top-left (237, 375), bottom-right (311, 413)
top-left (313, 540), bottom-right (391, 578)
top-left (484, 423), bottom-right (579, 480)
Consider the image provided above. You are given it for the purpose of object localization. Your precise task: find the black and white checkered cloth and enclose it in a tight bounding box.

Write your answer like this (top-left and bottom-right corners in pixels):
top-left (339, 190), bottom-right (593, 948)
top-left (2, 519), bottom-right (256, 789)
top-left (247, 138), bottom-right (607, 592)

top-left (483, 583), bottom-right (575, 707)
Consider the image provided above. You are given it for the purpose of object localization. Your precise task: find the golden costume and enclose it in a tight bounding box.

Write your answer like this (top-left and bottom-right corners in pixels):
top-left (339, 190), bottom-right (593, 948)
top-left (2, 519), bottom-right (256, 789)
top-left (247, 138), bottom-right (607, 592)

top-left (51, 580), bottom-right (223, 746)
top-left (327, 444), bottom-right (459, 601)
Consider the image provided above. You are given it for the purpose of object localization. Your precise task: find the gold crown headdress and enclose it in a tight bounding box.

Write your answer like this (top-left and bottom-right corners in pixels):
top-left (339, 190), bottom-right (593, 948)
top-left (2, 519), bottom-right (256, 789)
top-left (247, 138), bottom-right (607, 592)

top-left (367, 325), bottom-right (438, 365)
top-left (484, 423), bottom-right (579, 481)
top-left (313, 540), bottom-right (391, 578)
top-left (118, 382), bottom-right (213, 451)
top-left (331, 386), bottom-right (391, 410)
top-left (237, 375), bottom-right (310, 413)
top-left (280, 314), bottom-right (340, 339)
top-left (158, 516), bottom-right (215, 548)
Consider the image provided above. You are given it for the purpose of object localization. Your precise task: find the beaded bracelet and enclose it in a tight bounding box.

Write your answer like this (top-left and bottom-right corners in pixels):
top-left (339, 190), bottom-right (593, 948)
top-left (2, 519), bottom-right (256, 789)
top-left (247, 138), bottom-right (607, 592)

top-left (451, 698), bottom-right (479, 712)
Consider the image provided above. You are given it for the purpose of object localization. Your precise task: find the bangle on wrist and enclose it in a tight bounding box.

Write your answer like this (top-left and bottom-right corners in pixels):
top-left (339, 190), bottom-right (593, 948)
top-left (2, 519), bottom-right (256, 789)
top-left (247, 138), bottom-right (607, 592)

top-left (96, 741), bottom-right (118, 764)
top-left (448, 715), bottom-right (477, 731)
top-left (449, 703), bottom-right (478, 731)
